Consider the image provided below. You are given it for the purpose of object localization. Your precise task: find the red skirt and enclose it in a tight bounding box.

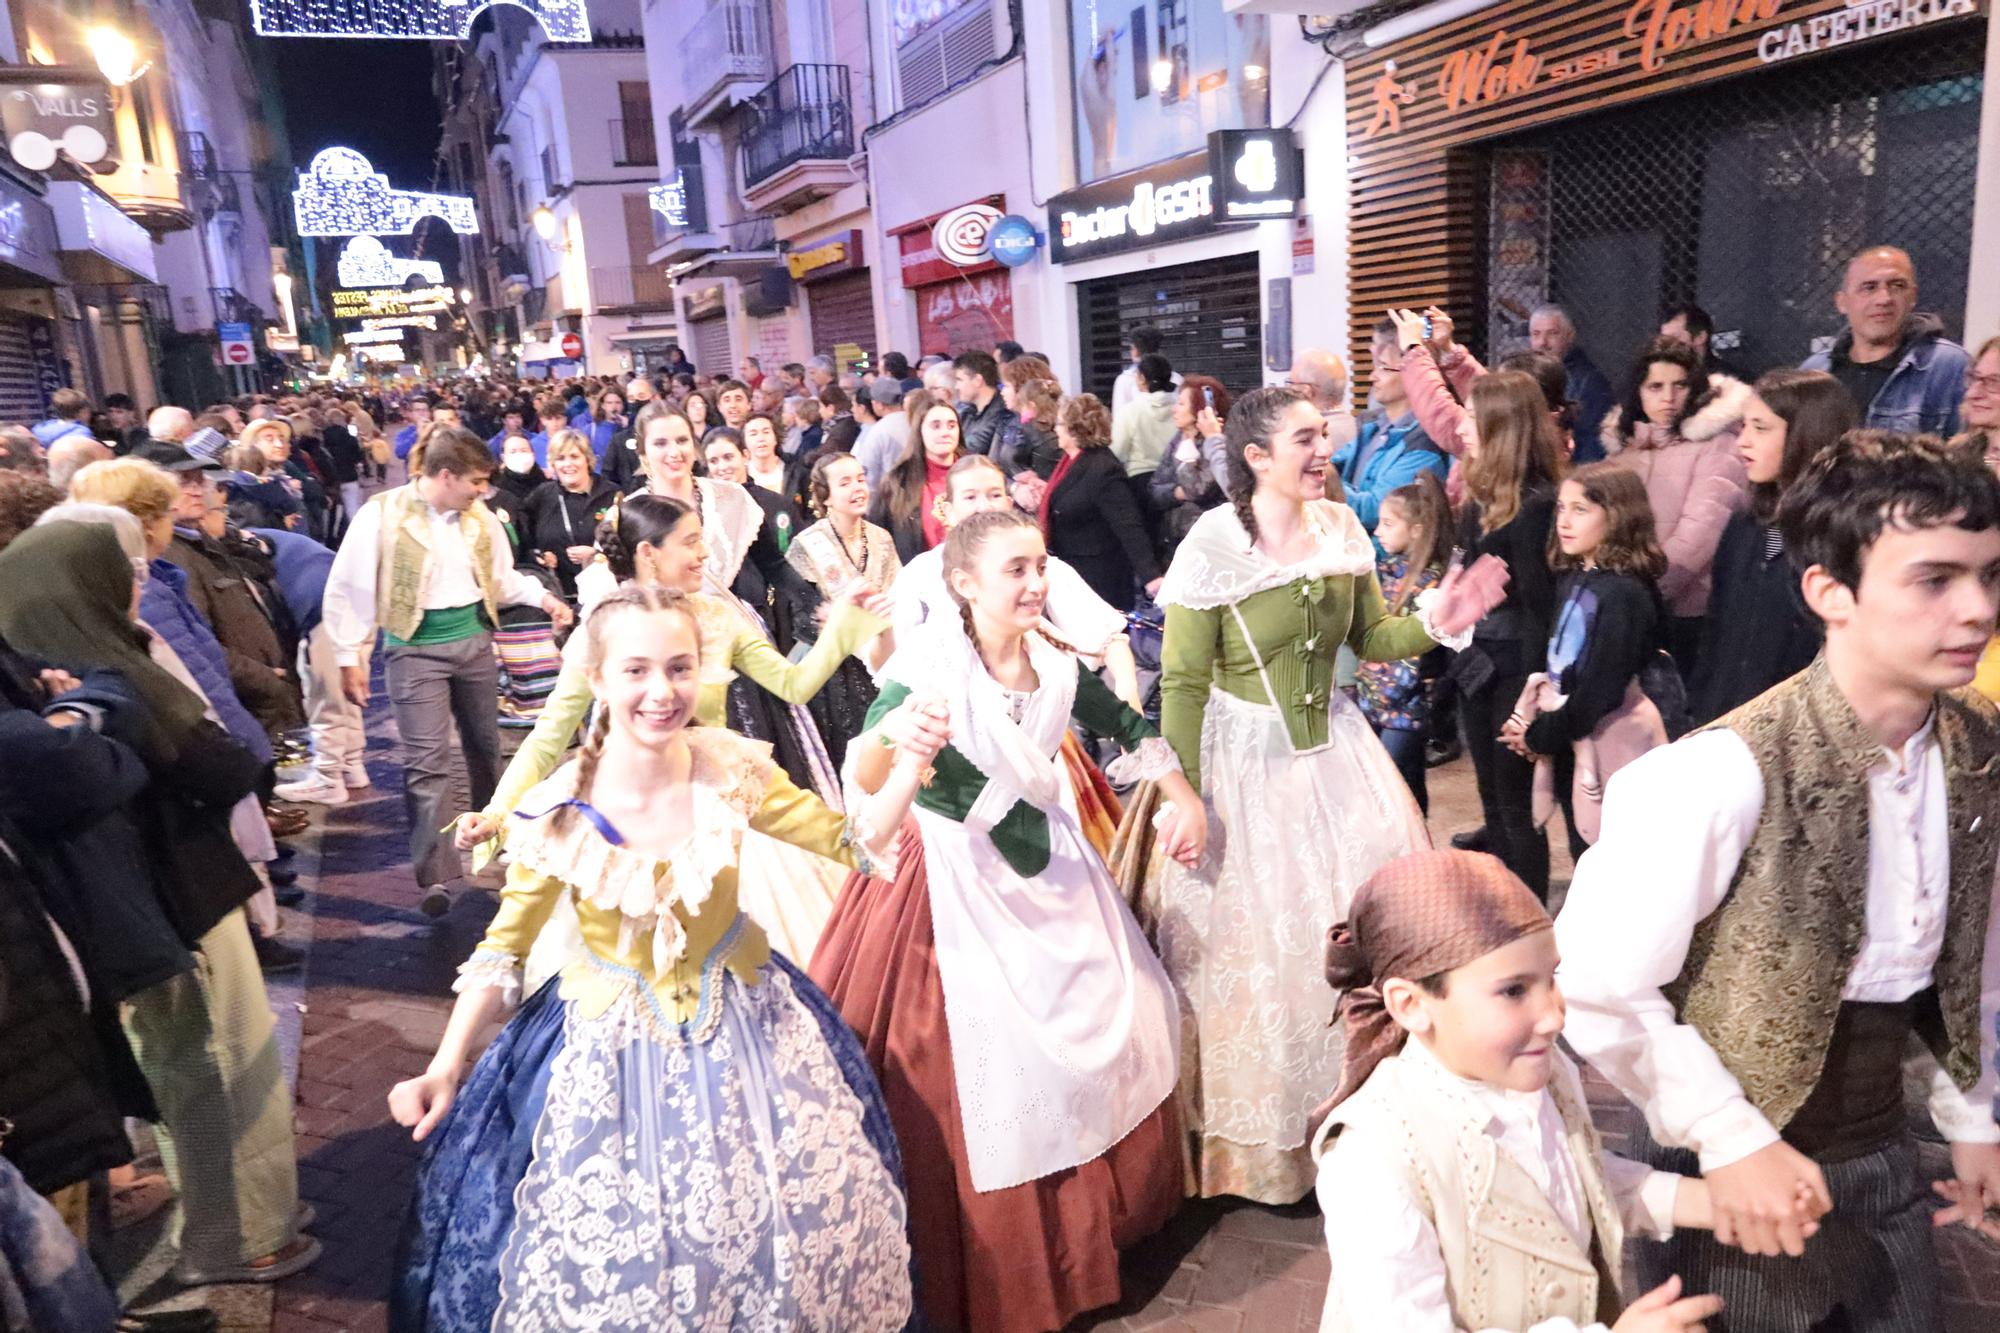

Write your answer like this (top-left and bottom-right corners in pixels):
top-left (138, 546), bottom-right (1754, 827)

top-left (810, 828), bottom-right (1182, 1333)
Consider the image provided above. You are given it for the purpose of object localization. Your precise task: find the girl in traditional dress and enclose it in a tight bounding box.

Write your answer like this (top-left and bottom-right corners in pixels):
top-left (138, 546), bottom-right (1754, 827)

top-left (784, 451), bottom-right (902, 769)
top-left (393, 583), bottom-right (932, 1332)
top-left (1154, 385), bottom-right (1507, 1205)
top-left (812, 508), bottom-right (1206, 1333)
top-left (464, 493), bottom-right (888, 963)
top-left (581, 404), bottom-right (832, 793)
top-left (892, 453), bottom-right (1134, 855)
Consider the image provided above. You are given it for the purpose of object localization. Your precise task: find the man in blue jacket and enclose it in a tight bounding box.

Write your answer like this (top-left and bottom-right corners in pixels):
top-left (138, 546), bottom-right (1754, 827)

top-left (1336, 319), bottom-right (1451, 544)
top-left (1802, 245), bottom-right (1968, 435)
top-left (1530, 305), bottom-right (1616, 462)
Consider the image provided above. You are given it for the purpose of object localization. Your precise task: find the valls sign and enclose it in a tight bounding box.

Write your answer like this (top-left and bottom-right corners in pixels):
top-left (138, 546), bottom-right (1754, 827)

top-left (1047, 151), bottom-right (1218, 264)
top-left (0, 72), bottom-right (114, 172)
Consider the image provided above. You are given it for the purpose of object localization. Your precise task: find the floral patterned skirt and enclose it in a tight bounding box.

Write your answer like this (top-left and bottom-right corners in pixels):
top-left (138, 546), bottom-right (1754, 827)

top-left (391, 958), bottom-right (915, 1333)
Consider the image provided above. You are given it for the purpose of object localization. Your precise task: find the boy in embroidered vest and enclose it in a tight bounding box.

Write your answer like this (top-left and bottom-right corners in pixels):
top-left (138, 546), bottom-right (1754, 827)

top-left (1313, 850), bottom-right (1728, 1333)
top-left (324, 426), bottom-right (573, 915)
top-left (1556, 431), bottom-right (2000, 1331)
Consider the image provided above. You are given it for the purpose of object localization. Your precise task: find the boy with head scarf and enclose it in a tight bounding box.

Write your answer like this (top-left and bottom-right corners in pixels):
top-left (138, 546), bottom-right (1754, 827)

top-left (1311, 850), bottom-right (1738, 1333)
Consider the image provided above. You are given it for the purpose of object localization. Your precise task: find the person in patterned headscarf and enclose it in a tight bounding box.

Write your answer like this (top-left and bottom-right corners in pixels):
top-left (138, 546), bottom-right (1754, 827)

top-left (1310, 850), bottom-right (1730, 1333)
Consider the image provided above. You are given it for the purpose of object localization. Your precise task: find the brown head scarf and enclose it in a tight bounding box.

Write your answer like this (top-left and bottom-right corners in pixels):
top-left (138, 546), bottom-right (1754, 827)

top-left (1314, 850), bottom-right (1552, 1121)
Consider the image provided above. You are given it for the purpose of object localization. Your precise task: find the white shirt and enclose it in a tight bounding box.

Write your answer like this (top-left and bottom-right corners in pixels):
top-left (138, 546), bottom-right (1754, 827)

top-left (853, 412), bottom-right (908, 489)
top-left (1555, 727), bottom-right (2000, 1171)
top-left (322, 489), bottom-right (550, 666)
top-left (1316, 1039), bottom-right (1679, 1333)
top-left (890, 546), bottom-right (1128, 658)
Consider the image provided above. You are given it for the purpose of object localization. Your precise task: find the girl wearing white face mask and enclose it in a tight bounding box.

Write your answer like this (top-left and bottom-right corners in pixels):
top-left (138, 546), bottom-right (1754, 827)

top-left (490, 433), bottom-right (547, 515)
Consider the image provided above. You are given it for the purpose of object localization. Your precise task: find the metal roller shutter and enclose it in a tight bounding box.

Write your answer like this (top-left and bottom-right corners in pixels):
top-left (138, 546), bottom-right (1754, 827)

top-left (688, 314), bottom-right (731, 379)
top-left (0, 318), bottom-right (44, 423)
top-left (1076, 252), bottom-right (1263, 401)
top-left (806, 271), bottom-right (877, 365)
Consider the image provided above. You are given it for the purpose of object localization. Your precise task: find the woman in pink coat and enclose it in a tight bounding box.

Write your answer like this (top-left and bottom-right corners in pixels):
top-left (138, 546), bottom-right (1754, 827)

top-left (1596, 336), bottom-right (1750, 676)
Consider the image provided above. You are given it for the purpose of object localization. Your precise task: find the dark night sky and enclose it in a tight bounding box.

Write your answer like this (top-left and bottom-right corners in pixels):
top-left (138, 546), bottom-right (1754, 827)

top-left (264, 35), bottom-right (460, 280)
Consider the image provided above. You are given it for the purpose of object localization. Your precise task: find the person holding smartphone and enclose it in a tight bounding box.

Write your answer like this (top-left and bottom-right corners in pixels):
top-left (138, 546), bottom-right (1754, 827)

top-left (1333, 317), bottom-right (1452, 547)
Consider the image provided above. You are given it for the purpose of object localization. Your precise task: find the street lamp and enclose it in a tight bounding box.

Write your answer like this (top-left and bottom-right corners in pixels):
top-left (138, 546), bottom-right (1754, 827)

top-left (459, 286), bottom-right (473, 304)
top-left (87, 26), bottom-right (152, 87)
top-left (531, 204), bottom-right (560, 242)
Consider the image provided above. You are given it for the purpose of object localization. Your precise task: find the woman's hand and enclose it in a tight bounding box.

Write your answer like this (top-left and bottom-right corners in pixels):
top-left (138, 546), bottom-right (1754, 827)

top-left (1156, 791), bottom-right (1208, 867)
top-left (1422, 306), bottom-right (1456, 355)
top-left (1144, 576), bottom-right (1164, 600)
top-left (387, 1068), bottom-right (460, 1142)
top-left (1195, 405), bottom-right (1223, 439)
top-left (564, 544), bottom-right (596, 567)
top-left (37, 668), bottom-right (82, 699)
top-left (1386, 308), bottom-right (1431, 352)
top-left (1499, 714), bottom-right (1533, 759)
top-left (1428, 554), bottom-right (1510, 638)
top-left (1009, 473), bottom-right (1046, 514)
top-left (885, 694), bottom-right (951, 763)
top-left (538, 550), bottom-right (559, 569)
top-left (454, 812), bottom-right (499, 851)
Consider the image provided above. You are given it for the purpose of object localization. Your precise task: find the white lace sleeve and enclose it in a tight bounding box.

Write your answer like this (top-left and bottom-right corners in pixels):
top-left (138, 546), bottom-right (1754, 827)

top-left (1101, 735), bottom-right (1181, 786)
top-left (454, 948), bottom-right (523, 1009)
top-left (1413, 587), bottom-right (1475, 652)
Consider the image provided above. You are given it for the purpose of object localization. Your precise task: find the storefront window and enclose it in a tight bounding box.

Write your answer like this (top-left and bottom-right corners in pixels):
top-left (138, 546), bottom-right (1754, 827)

top-left (1068, 2), bottom-right (1269, 183)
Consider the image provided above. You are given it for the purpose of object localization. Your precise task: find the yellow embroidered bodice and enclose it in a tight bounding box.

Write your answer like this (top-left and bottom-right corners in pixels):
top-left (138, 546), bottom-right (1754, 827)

top-left (457, 728), bottom-right (861, 1032)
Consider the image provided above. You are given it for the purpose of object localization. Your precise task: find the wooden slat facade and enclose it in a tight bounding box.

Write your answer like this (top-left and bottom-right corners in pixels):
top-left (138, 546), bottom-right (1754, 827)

top-left (1342, 0), bottom-right (1991, 396)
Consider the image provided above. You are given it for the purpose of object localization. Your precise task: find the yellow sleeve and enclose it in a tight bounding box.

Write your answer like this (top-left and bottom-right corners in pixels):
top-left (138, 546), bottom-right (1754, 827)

top-left (748, 766), bottom-right (859, 869)
top-left (484, 655), bottom-right (593, 820)
top-left (731, 602), bottom-right (887, 704)
top-left (472, 857), bottom-right (567, 966)
top-left (1976, 638), bottom-right (2000, 705)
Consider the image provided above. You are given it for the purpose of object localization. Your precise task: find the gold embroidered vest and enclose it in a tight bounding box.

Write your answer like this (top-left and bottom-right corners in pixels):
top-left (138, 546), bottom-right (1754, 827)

top-left (1669, 657), bottom-right (2000, 1129)
top-left (370, 485), bottom-right (502, 641)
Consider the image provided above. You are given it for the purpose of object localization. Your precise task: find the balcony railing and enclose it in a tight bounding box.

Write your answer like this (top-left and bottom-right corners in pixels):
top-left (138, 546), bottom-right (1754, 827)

top-left (210, 287), bottom-right (260, 326)
top-left (721, 214), bottom-right (776, 252)
top-left (741, 64), bottom-right (852, 189)
top-left (177, 131), bottom-right (217, 180)
top-left (610, 117), bottom-right (658, 168)
top-left (684, 0), bottom-right (772, 117)
top-left (590, 265), bottom-right (674, 309)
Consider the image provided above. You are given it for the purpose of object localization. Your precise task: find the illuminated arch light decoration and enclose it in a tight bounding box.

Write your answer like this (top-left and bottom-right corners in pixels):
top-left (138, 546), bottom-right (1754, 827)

top-left (249, 0), bottom-right (589, 43)
top-left (293, 148), bottom-right (478, 237)
top-left (337, 235), bottom-right (444, 288)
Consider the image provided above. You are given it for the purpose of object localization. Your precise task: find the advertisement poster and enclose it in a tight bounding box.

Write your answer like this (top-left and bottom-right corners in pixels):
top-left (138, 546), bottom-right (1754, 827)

top-left (1070, 2), bottom-right (1270, 182)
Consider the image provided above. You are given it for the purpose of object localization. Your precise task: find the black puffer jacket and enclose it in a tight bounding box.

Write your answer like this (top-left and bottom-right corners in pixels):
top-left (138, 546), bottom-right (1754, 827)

top-left (0, 831), bottom-right (132, 1195)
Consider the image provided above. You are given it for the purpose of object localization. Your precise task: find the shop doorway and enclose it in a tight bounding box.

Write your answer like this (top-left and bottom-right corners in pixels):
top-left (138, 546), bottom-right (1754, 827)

top-left (1479, 24), bottom-right (1985, 381)
top-left (1076, 251), bottom-right (1263, 400)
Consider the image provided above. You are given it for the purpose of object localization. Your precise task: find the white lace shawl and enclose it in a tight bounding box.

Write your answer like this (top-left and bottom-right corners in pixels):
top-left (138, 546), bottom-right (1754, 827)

top-left (697, 478), bottom-right (765, 592)
top-left (1158, 500), bottom-right (1377, 611)
top-left (500, 729), bottom-right (778, 977)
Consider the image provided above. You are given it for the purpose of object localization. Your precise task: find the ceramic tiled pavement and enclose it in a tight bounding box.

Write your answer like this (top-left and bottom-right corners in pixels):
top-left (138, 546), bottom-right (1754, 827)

top-left (262, 717), bottom-right (2000, 1332)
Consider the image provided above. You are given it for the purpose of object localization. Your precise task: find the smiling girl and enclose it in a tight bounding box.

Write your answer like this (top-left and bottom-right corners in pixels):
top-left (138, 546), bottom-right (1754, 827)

top-left (813, 508), bottom-right (1204, 1333)
top-left (394, 584), bottom-right (927, 1331)
top-left (1155, 385), bottom-right (1507, 1205)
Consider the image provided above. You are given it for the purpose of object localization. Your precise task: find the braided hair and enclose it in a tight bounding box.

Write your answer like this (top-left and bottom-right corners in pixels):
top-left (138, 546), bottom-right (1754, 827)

top-left (556, 582), bottom-right (702, 834)
top-left (594, 492), bottom-right (698, 581)
top-left (1221, 385), bottom-right (1311, 547)
top-left (941, 507), bottom-right (1080, 657)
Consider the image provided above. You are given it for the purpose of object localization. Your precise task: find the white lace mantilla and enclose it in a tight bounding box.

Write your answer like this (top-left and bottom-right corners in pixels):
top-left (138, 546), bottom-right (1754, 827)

top-left (1158, 500), bottom-right (1376, 611)
top-left (1103, 735), bottom-right (1182, 786)
top-left (502, 730), bottom-right (778, 977)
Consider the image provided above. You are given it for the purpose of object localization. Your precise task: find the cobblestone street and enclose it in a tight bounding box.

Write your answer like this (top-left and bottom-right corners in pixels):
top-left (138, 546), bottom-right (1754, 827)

top-left (253, 700), bottom-right (2000, 1332)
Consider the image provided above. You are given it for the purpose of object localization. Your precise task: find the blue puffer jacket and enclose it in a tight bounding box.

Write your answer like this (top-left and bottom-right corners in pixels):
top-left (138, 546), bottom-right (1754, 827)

top-left (1334, 411), bottom-right (1450, 534)
top-left (1802, 313), bottom-right (1969, 435)
top-left (140, 560), bottom-right (273, 765)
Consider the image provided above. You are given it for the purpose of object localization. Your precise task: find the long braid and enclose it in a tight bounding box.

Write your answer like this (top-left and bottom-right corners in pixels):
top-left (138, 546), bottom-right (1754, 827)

top-left (1221, 385), bottom-right (1312, 549)
top-left (556, 705), bottom-right (612, 835)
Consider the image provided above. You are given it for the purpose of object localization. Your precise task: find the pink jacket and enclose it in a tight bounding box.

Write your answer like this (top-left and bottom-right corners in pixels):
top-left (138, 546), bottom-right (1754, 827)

top-left (1402, 344), bottom-right (1483, 508)
top-left (1598, 375), bottom-right (1752, 618)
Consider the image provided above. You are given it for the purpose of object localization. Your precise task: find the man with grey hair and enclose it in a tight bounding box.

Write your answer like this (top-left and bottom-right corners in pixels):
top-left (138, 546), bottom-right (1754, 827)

top-left (0, 424), bottom-right (41, 472)
top-left (853, 378), bottom-right (911, 488)
top-left (46, 435), bottom-right (112, 493)
top-left (1528, 303), bottom-right (1614, 460)
top-left (1285, 348), bottom-right (1360, 452)
top-left (806, 354), bottom-right (837, 394)
top-left (922, 358), bottom-right (956, 402)
top-left (147, 404), bottom-right (195, 448)
top-left (1801, 244), bottom-right (1968, 433)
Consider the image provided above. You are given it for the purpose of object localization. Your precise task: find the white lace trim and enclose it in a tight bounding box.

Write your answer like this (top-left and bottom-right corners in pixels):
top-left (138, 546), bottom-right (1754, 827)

top-left (454, 948), bottom-right (523, 1009)
top-left (1414, 587), bottom-right (1473, 652)
top-left (1102, 734), bottom-right (1181, 786)
top-left (503, 730), bottom-right (777, 976)
top-left (1158, 500), bottom-right (1376, 611)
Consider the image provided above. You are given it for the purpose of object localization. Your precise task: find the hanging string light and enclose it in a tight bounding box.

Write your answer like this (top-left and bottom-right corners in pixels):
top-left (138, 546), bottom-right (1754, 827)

top-left (293, 147), bottom-right (479, 236)
top-left (249, 0), bottom-right (590, 43)
top-left (336, 235), bottom-right (445, 287)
